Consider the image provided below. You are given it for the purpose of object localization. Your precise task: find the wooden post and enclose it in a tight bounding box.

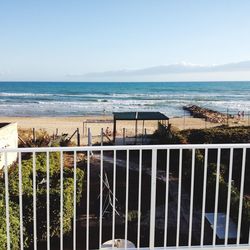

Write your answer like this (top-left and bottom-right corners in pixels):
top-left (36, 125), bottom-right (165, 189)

top-left (56, 128), bottom-right (58, 136)
top-left (33, 128), bottom-right (36, 143)
top-left (85, 122), bottom-right (88, 137)
top-left (88, 128), bottom-right (93, 155)
top-left (142, 120), bottom-right (145, 144)
top-left (77, 128), bottom-right (80, 146)
top-left (88, 128), bottom-right (92, 146)
top-left (135, 119), bottom-right (138, 144)
top-left (113, 118), bottom-right (116, 143)
top-left (183, 109), bottom-right (186, 130)
top-left (101, 128), bottom-right (103, 146)
top-left (18, 136), bottom-right (27, 146)
top-left (83, 122), bottom-right (85, 137)
top-left (123, 128), bottom-right (126, 145)
top-left (226, 108), bottom-right (229, 126)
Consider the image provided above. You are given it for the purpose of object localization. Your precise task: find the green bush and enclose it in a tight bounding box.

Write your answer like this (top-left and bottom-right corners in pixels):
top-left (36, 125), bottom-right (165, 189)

top-left (181, 126), bottom-right (250, 144)
top-left (0, 151), bottom-right (84, 248)
top-left (0, 191), bottom-right (20, 249)
top-left (158, 125), bottom-right (250, 240)
top-left (154, 123), bottom-right (187, 144)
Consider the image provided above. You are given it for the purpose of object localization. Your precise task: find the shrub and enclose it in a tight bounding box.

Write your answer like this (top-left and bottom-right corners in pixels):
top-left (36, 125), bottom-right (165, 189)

top-left (0, 151), bottom-right (84, 248)
top-left (181, 126), bottom-right (250, 144)
top-left (0, 191), bottom-right (20, 249)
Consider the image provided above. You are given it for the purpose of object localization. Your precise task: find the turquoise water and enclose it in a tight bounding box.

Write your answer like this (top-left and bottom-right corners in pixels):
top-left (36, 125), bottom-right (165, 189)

top-left (0, 81), bottom-right (249, 117)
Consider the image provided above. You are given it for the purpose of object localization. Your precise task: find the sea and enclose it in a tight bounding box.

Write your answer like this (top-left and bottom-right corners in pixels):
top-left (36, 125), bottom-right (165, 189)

top-left (0, 81), bottom-right (249, 117)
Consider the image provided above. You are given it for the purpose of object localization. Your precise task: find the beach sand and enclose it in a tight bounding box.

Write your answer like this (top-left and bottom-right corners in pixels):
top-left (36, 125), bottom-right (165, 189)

top-left (0, 116), bottom-right (248, 145)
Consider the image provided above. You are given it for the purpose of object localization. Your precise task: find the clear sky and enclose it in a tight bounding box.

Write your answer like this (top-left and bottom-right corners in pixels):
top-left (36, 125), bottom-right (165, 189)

top-left (1, 0), bottom-right (250, 81)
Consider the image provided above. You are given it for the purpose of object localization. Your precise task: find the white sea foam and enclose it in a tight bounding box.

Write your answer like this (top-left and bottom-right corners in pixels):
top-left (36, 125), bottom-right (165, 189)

top-left (0, 82), bottom-right (250, 116)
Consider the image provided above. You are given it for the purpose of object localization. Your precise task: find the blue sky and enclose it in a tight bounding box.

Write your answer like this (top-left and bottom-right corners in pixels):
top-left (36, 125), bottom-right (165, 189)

top-left (1, 0), bottom-right (250, 81)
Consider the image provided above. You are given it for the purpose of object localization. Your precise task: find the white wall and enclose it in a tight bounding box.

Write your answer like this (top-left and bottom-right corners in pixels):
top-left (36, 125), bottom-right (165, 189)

top-left (0, 123), bottom-right (18, 169)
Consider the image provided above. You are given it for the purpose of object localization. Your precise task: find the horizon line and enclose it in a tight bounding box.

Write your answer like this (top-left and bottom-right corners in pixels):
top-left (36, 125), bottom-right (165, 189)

top-left (1, 80), bottom-right (250, 83)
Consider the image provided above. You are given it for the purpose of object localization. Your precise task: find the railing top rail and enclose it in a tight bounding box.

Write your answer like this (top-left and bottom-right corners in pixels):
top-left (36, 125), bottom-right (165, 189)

top-left (0, 143), bottom-right (250, 152)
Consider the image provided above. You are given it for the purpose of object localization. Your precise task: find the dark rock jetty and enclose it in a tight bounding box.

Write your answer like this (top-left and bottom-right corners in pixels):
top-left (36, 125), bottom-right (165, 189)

top-left (183, 105), bottom-right (234, 123)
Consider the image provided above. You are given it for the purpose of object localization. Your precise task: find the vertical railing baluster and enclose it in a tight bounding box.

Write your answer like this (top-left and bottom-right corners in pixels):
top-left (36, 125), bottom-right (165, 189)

top-left (33, 152), bottom-right (37, 250)
top-left (125, 149), bottom-right (130, 249)
top-left (149, 148), bottom-right (157, 249)
top-left (47, 151), bottom-right (50, 250)
top-left (164, 149), bottom-right (170, 248)
top-left (213, 148), bottom-right (221, 246)
top-left (237, 147), bottom-right (246, 245)
top-left (225, 148), bottom-right (234, 245)
top-left (73, 151), bottom-right (77, 250)
top-left (19, 152), bottom-right (24, 250)
top-left (4, 152), bottom-right (10, 250)
top-left (137, 149), bottom-right (142, 248)
top-left (176, 149), bottom-right (183, 247)
top-left (200, 148), bottom-right (208, 246)
top-left (112, 150), bottom-right (117, 248)
top-left (188, 148), bottom-right (195, 247)
top-left (99, 150), bottom-right (103, 249)
top-left (86, 151), bottom-right (90, 250)
top-left (60, 151), bottom-right (64, 250)
top-left (249, 225), bottom-right (250, 245)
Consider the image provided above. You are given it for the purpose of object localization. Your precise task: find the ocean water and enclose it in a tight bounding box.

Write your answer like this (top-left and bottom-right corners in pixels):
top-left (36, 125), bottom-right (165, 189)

top-left (0, 81), bottom-right (249, 117)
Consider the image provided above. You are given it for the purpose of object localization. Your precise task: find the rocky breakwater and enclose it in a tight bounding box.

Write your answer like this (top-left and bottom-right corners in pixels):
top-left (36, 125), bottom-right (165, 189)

top-left (183, 105), bottom-right (233, 123)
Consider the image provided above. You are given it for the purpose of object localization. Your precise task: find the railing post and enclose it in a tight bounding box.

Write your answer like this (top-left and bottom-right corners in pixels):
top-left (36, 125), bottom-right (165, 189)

top-left (200, 148), bottom-right (208, 246)
top-left (73, 151), bottom-right (77, 250)
top-left (237, 147), bottom-right (246, 245)
top-left (112, 150), bottom-right (117, 248)
top-left (213, 148), bottom-right (221, 246)
top-left (99, 150), bottom-right (103, 249)
top-left (137, 149), bottom-right (143, 248)
top-left (149, 148), bottom-right (157, 249)
top-left (4, 152), bottom-right (10, 250)
top-left (188, 148), bottom-right (195, 247)
top-left (164, 149), bottom-right (170, 247)
top-left (33, 152), bottom-right (37, 250)
top-left (86, 151), bottom-right (90, 250)
top-left (176, 149), bottom-right (183, 247)
top-left (60, 151), bottom-right (64, 250)
top-left (249, 225), bottom-right (250, 245)
top-left (46, 151), bottom-right (50, 250)
top-left (225, 148), bottom-right (234, 245)
top-left (19, 152), bottom-right (24, 250)
top-left (125, 149), bottom-right (130, 248)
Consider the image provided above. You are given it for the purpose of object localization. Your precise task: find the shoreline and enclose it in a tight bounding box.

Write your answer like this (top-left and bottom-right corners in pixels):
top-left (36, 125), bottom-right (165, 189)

top-left (1, 115), bottom-right (248, 146)
top-left (1, 115), bottom-right (243, 133)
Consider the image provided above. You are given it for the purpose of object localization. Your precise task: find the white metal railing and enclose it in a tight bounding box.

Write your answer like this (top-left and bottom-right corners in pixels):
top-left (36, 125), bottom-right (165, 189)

top-left (0, 144), bottom-right (250, 250)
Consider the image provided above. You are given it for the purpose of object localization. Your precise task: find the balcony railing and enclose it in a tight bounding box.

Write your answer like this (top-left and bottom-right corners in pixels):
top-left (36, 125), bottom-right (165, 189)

top-left (1, 144), bottom-right (250, 250)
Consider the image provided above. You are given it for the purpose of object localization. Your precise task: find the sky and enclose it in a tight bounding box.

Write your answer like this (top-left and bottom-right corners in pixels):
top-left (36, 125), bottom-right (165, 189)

top-left (1, 0), bottom-right (250, 81)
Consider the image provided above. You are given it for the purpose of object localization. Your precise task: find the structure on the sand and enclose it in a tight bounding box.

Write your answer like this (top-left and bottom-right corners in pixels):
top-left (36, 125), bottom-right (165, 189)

top-left (113, 111), bottom-right (169, 144)
top-left (0, 123), bottom-right (18, 169)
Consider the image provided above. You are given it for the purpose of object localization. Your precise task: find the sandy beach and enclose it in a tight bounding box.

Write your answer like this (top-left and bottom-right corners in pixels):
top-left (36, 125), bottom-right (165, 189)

top-left (2, 115), bottom-right (247, 145)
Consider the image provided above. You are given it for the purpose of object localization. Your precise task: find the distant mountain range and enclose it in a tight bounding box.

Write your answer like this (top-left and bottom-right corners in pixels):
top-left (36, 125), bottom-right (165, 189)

top-left (71, 60), bottom-right (250, 78)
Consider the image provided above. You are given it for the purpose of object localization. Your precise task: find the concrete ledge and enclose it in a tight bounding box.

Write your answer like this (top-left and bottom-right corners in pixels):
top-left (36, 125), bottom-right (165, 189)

top-left (0, 122), bottom-right (18, 168)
